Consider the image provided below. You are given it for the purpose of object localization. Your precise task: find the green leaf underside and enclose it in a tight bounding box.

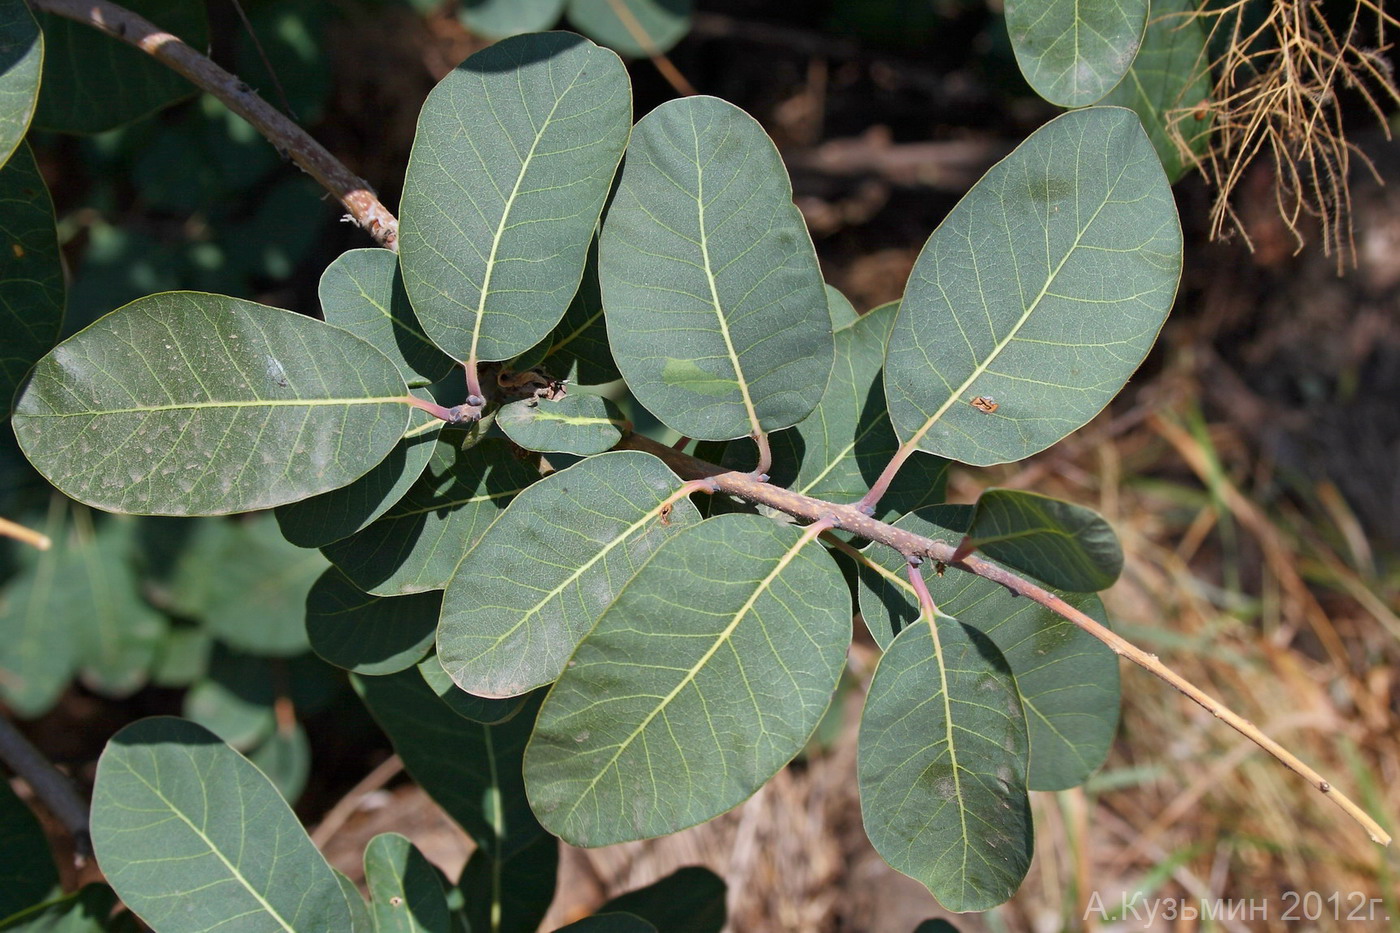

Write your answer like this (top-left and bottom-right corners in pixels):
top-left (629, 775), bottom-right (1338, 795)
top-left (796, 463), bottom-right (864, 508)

top-left (1, 143), bottom-right (64, 416)
top-left (166, 513), bottom-right (327, 656)
top-left (858, 614), bottom-right (1032, 912)
top-left (0, 0), bottom-right (41, 168)
top-left (857, 505), bottom-right (1120, 790)
top-left (13, 292), bottom-right (410, 516)
top-left (1101, 0), bottom-right (1211, 182)
top-left (884, 106), bottom-right (1180, 467)
top-left (337, 871), bottom-right (373, 933)
top-left (398, 32), bottom-right (631, 363)
top-left (91, 717), bottom-right (354, 932)
top-left (0, 780), bottom-right (58, 917)
top-left (33, 0), bottom-right (208, 133)
top-left (319, 248), bottom-right (455, 387)
top-left (418, 653), bottom-right (527, 724)
top-left (965, 488), bottom-right (1123, 592)
top-left (600, 95), bottom-right (833, 441)
top-left (496, 394), bottom-right (627, 456)
top-left (275, 399), bottom-right (442, 549)
top-left (599, 867), bottom-right (727, 933)
top-left (566, 0), bottom-right (693, 58)
top-left (365, 833), bottom-right (452, 933)
top-left (354, 669), bottom-right (546, 858)
top-left (512, 239), bottom-right (621, 385)
top-left (438, 450), bottom-right (700, 697)
top-left (825, 284), bottom-right (859, 329)
top-left (556, 915), bottom-right (656, 933)
top-left (456, 832), bottom-right (558, 933)
top-left (458, 0), bottom-right (565, 40)
top-left (306, 567), bottom-right (439, 675)
top-left (762, 300), bottom-right (948, 523)
top-left (1004, 0), bottom-right (1148, 107)
top-left (322, 437), bottom-right (540, 596)
top-left (0, 504), bottom-right (75, 717)
top-left (524, 513), bottom-right (848, 846)
top-left (0, 884), bottom-right (135, 932)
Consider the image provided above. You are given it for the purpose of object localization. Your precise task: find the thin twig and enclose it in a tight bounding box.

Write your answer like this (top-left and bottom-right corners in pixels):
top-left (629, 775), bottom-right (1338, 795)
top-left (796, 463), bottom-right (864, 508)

top-left (0, 516), bottom-right (51, 550)
top-left (0, 714), bottom-right (91, 859)
top-left (621, 431), bottom-right (1392, 846)
top-left (29, 0), bottom-right (398, 250)
top-left (602, 0), bottom-right (696, 96)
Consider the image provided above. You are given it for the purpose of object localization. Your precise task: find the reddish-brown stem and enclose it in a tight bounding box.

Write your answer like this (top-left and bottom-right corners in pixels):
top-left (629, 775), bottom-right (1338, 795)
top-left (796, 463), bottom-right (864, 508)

top-left (0, 715), bottom-right (90, 859)
top-left (905, 558), bottom-right (938, 617)
top-left (751, 430), bottom-right (773, 480)
top-left (29, 0), bottom-right (398, 250)
top-left (855, 439), bottom-right (918, 514)
top-left (625, 431), bottom-right (1392, 846)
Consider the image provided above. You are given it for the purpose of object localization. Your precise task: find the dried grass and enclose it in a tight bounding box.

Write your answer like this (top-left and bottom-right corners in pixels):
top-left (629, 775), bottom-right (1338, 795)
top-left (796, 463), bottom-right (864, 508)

top-left (1175, 0), bottom-right (1400, 266)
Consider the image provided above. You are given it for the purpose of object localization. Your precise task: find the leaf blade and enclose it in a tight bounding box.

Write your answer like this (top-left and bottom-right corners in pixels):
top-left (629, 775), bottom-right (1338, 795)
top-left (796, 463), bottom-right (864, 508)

top-left (524, 513), bottom-right (849, 846)
top-left (91, 717), bottom-right (353, 933)
top-left (0, 143), bottom-right (64, 415)
top-left (13, 292), bottom-right (411, 516)
top-left (885, 107), bottom-right (1180, 467)
top-left (399, 32), bottom-right (631, 365)
top-left (600, 95), bottom-right (834, 441)
top-left (1004, 0), bottom-right (1148, 107)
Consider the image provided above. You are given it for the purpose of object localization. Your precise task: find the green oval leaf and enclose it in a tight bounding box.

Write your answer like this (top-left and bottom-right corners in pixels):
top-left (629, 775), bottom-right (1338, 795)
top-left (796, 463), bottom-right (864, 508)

top-left (458, 0), bottom-right (565, 39)
top-left (884, 107), bottom-right (1180, 467)
top-left (319, 248), bottom-right (455, 388)
top-left (524, 513), bottom-right (848, 846)
top-left (13, 292), bottom-right (411, 516)
top-left (354, 669), bottom-right (546, 858)
top-left (247, 723), bottom-right (311, 806)
top-left (323, 437), bottom-right (540, 596)
top-left (600, 95), bottom-right (834, 441)
top-left (0, 0), bottom-right (41, 168)
top-left (496, 394), bottom-right (626, 456)
top-left (857, 505), bottom-right (1120, 790)
top-left (399, 32), bottom-right (631, 365)
top-left (438, 450), bottom-right (700, 697)
top-left (91, 717), bottom-right (354, 932)
top-left (566, 0), bottom-right (693, 58)
top-left (1100, 0), bottom-right (1211, 182)
top-left (858, 612), bottom-right (1032, 912)
top-left (1004, 0), bottom-right (1147, 107)
top-left (305, 568), bottom-right (439, 675)
top-left (365, 833), bottom-right (452, 933)
top-left (33, 0), bottom-right (209, 133)
top-left (1, 143), bottom-right (64, 414)
top-left (0, 779), bottom-right (58, 917)
top-left (964, 489), bottom-right (1123, 592)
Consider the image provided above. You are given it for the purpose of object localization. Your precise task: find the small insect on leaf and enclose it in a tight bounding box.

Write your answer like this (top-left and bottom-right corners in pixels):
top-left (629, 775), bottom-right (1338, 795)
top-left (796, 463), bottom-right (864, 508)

top-left (659, 502), bottom-right (674, 526)
top-left (389, 896), bottom-right (403, 907)
top-left (970, 395), bottom-right (999, 413)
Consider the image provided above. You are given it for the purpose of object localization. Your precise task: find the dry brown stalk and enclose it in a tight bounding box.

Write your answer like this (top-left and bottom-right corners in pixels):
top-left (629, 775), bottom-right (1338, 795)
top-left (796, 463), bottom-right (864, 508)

top-left (1181, 0), bottom-right (1400, 265)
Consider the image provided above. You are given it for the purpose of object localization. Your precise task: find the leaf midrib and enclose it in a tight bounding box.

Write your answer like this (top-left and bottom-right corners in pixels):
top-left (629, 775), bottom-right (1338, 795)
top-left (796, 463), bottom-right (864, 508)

top-left (124, 764), bottom-right (301, 932)
top-left (468, 64), bottom-right (588, 368)
top-left (690, 110), bottom-right (762, 439)
top-left (29, 397), bottom-right (407, 417)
